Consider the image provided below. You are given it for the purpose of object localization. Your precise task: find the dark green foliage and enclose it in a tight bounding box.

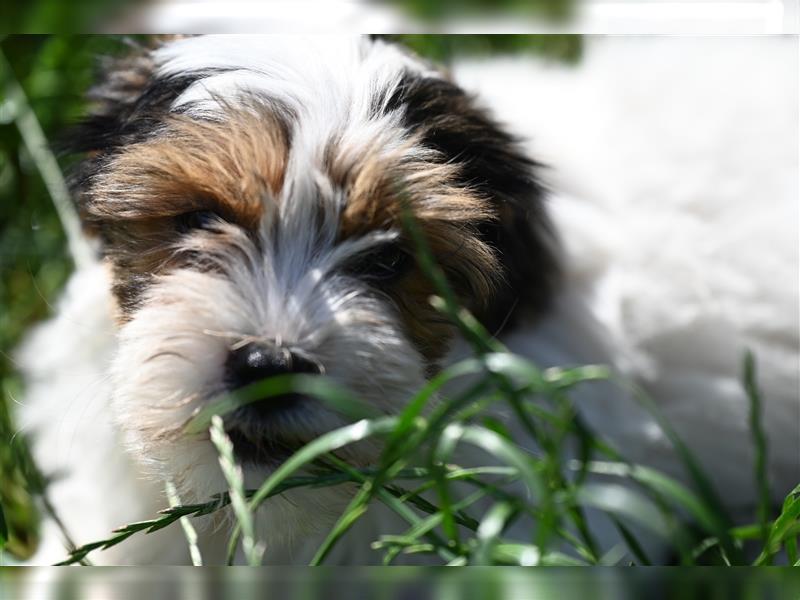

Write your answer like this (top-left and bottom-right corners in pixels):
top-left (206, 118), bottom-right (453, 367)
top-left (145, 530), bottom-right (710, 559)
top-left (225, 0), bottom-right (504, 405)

top-left (389, 0), bottom-right (575, 22)
top-left (1, 2), bottom-right (140, 34)
top-left (394, 34), bottom-right (582, 65)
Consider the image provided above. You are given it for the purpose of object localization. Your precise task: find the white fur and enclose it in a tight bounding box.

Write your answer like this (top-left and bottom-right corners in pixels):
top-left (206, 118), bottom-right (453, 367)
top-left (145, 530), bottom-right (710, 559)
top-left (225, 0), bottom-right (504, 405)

top-left (158, 34), bottom-right (432, 190)
top-left (17, 36), bottom-right (799, 564)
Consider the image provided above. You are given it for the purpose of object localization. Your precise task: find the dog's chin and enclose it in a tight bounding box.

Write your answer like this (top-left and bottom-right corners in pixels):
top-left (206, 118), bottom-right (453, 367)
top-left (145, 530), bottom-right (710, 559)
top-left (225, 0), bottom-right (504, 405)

top-left (226, 429), bottom-right (297, 468)
top-left (222, 396), bottom-right (329, 468)
top-left (113, 378), bottom-right (384, 505)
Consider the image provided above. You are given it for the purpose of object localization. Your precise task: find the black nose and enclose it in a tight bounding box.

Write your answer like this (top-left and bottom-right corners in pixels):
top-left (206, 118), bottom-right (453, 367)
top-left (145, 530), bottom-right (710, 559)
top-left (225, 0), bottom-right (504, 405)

top-left (225, 342), bottom-right (321, 389)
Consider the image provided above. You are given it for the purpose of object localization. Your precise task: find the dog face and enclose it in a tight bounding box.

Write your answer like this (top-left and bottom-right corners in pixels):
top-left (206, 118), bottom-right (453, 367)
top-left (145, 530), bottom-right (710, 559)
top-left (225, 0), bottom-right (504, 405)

top-left (69, 36), bottom-right (558, 509)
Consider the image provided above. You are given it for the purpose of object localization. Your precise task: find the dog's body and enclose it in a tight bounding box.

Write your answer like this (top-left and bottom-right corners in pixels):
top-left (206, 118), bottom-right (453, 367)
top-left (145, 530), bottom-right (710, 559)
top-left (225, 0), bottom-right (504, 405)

top-left (18, 36), bottom-right (799, 565)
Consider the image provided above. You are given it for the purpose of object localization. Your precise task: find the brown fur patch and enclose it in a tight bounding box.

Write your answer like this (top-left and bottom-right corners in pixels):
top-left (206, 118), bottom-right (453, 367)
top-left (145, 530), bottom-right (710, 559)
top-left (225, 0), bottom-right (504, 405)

top-left (85, 105), bottom-right (290, 227)
top-left (331, 137), bottom-right (503, 364)
top-left (84, 105), bottom-right (291, 314)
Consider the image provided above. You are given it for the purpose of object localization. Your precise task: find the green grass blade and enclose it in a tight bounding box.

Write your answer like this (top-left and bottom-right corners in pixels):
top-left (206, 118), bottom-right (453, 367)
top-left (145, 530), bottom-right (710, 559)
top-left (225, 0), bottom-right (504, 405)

top-left (0, 48), bottom-right (93, 269)
top-left (186, 374), bottom-right (377, 435)
top-left (449, 424), bottom-right (543, 502)
top-left (310, 482), bottom-right (372, 565)
top-left (0, 502), bottom-right (7, 550)
top-left (785, 536), bottom-right (798, 566)
top-left (430, 424), bottom-right (468, 547)
top-left (56, 469), bottom-right (385, 565)
top-left (743, 351), bottom-right (772, 556)
top-left (575, 483), bottom-right (670, 540)
top-left (609, 515), bottom-right (651, 566)
top-left (209, 415), bottom-right (263, 566)
top-left (473, 501), bottom-right (516, 565)
top-left (309, 455), bottom-right (485, 565)
top-left (164, 481), bottom-right (203, 566)
top-left (753, 485), bottom-right (800, 565)
top-left (613, 376), bottom-right (741, 563)
top-left (244, 416), bottom-right (401, 510)
top-left (482, 353), bottom-right (612, 394)
top-left (223, 417), bottom-right (401, 562)
top-left (372, 486), bottom-right (460, 563)
top-left (376, 487), bottom-right (489, 565)
top-left (574, 460), bottom-right (720, 536)
top-left (401, 209), bottom-right (502, 355)
top-left (378, 358), bottom-right (487, 468)
top-left (491, 543), bottom-right (589, 566)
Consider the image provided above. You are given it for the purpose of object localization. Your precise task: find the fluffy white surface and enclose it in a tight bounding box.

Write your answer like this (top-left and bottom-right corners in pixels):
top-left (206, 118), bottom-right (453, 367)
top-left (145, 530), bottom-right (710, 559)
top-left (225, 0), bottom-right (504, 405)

top-left (453, 36), bottom-right (799, 502)
top-left (17, 36), bottom-right (799, 564)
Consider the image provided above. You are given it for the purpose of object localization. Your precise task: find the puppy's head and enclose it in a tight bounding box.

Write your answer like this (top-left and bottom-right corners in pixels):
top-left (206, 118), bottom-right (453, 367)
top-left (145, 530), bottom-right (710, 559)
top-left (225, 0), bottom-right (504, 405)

top-left (69, 36), bottom-right (558, 521)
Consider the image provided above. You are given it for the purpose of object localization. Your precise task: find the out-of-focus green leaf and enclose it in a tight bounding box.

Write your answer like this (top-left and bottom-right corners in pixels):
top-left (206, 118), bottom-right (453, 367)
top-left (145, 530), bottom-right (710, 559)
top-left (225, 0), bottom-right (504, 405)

top-left (0, 502), bottom-right (8, 547)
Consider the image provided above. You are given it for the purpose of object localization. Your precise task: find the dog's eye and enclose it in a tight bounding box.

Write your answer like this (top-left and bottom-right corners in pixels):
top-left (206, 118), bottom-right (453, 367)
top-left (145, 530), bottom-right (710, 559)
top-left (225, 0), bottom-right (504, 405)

top-left (175, 210), bottom-right (222, 233)
top-left (348, 243), bottom-right (413, 283)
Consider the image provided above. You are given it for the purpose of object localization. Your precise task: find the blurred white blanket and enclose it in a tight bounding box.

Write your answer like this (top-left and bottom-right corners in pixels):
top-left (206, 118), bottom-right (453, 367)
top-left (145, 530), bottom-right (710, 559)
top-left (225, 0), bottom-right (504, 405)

top-left (455, 36), bottom-right (799, 503)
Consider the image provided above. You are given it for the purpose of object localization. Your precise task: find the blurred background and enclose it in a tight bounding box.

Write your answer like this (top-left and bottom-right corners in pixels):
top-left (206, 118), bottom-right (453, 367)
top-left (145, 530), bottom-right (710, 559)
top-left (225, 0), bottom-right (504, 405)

top-left (2, 0), bottom-right (797, 33)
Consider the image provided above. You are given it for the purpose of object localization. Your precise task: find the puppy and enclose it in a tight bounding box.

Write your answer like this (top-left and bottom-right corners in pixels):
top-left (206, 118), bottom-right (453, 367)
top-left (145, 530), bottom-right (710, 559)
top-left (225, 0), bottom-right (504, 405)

top-left (17, 35), bottom-right (798, 565)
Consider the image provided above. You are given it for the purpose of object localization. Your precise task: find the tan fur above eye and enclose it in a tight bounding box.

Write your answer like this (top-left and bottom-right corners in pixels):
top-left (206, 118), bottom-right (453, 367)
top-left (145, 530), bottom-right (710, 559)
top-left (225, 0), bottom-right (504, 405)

top-left (333, 135), bottom-right (502, 306)
top-left (84, 104), bottom-right (291, 230)
top-left (328, 136), bottom-right (503, 364)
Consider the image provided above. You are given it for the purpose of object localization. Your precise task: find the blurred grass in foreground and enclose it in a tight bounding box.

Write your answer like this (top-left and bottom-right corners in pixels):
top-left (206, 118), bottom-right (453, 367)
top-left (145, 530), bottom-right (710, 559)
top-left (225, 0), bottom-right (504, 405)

top-left (50, 214), bottom-right (797, 567)
top-left (395, 34), bottom-right (582, 64)
top-left (2, 567), bottom-right (800, 599)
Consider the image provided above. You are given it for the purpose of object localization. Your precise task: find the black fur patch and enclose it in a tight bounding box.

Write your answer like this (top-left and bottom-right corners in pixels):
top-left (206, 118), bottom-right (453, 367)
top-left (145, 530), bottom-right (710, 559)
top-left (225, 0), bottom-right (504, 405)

top-left (63, 47), bottom-right (216, 232)
top-left (62, 43), bottom-right (224, 314)
top-left (386, 71), bottom-right (561, 331)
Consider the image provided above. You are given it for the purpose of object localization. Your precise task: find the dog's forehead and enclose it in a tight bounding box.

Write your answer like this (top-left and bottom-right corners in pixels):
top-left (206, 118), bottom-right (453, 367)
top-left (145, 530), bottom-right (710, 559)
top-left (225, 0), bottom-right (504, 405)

top-left (144, 36), bottom-right (441, 228)
top-left (154, 35), bottom-right (433, 124)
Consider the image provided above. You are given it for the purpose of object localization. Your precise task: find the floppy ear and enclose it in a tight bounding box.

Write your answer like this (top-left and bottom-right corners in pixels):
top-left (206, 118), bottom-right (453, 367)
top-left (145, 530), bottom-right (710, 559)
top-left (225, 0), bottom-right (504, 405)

top-left (66, 37), bottom-right (200, 155)
top-left (67, 48), bottom-right (157, 157)
top-left (388, 71), bottom-right (561, 332)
